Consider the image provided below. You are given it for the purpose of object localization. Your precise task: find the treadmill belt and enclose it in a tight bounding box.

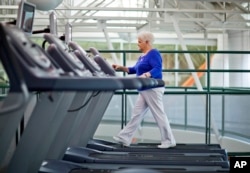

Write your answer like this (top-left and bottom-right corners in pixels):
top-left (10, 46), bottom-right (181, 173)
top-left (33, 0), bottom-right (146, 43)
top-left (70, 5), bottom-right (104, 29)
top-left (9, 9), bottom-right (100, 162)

top-left (87, 139), bottom-right (226, 155)
top-left (40, 159), bottom-right (230, 173)
top-left (88, 138), bottom-right (221, 149)
top-left (91, 153), bottom-right (224, 161)
top-left (63, 147), bottom-right (229, 168)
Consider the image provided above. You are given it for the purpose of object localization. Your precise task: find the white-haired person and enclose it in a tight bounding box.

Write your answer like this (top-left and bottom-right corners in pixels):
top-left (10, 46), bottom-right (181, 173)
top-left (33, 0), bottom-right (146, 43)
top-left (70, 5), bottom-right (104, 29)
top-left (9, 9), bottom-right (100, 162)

top-left (112, 31), bottom-right (176, 149)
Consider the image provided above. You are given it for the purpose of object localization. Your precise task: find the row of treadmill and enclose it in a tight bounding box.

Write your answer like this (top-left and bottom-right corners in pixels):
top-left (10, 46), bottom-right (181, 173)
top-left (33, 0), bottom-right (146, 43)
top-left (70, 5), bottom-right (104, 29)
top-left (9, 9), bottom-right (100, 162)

top-left (0, 22), bottom-right (230, 173)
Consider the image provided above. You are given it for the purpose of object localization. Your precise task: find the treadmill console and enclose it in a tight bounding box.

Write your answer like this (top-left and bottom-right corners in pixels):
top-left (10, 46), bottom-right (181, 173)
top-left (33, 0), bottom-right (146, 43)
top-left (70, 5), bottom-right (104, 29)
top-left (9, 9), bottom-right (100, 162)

top-left (44, 34), bottom-right (85, 71)
top-left (68, 41), bottom-right (104, 76)
top-left (2, 24), bottom-right (60, 76)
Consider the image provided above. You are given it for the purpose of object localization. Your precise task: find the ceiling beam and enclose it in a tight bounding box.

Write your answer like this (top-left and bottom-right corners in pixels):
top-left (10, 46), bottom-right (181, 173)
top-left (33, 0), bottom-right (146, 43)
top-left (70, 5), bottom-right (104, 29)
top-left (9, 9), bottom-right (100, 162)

top-left (51, 7), bottom-right (244, 14)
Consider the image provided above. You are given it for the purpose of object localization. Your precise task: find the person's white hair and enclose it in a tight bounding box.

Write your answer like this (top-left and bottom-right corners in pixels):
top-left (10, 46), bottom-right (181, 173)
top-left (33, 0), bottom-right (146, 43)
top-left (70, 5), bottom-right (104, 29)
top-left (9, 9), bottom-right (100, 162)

top-left (137, 31), bottom-right (155, 46)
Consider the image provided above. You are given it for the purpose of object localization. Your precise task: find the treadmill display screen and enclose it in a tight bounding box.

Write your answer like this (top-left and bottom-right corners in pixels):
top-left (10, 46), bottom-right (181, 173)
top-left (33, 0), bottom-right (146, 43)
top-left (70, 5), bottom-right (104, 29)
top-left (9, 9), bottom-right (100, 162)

top-left (16, 1), bottom-right (36, 35)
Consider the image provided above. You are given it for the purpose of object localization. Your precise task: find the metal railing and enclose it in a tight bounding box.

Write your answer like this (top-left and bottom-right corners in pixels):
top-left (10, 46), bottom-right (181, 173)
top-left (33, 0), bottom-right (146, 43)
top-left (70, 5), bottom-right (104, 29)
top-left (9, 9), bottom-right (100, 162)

top-left (97, 50), bottom-right (250, 145)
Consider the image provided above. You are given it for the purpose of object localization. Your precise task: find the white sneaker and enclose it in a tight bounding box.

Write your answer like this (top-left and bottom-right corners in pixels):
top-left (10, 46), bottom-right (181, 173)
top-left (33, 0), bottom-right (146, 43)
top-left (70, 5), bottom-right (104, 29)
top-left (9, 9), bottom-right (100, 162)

top-left (157, 143), bottom-right (176, 149)
top-left (113, 136), bottom-right (130, 147)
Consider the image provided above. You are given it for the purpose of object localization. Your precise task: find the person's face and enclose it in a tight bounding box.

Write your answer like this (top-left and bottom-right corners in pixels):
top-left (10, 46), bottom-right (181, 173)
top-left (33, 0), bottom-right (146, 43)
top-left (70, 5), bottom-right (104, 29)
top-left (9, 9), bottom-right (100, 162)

top-left (137, 37), bottom-right (148, 52)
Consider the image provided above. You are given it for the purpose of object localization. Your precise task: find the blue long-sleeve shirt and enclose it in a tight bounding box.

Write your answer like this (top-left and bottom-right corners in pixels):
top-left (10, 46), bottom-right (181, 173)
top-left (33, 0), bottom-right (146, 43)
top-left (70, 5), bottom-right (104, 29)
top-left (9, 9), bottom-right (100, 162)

top-left (128, 49), bottom-right (162, 79)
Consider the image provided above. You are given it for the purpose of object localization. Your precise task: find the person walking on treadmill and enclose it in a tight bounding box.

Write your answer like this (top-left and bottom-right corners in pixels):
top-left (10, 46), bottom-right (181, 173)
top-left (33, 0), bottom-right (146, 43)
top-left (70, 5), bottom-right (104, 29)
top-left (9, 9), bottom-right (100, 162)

top-left (112, 31), bottom-right (176, 149)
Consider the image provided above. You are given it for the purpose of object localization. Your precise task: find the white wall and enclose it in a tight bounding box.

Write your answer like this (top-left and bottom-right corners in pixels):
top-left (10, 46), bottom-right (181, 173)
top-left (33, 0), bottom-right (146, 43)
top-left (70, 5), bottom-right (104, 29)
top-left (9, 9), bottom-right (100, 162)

top-left (211, 31), bottom-right (250, 88)
top-left (228, 31), bottom-right (250, 87)
top-left (211, 33), bottom-right (229, 87)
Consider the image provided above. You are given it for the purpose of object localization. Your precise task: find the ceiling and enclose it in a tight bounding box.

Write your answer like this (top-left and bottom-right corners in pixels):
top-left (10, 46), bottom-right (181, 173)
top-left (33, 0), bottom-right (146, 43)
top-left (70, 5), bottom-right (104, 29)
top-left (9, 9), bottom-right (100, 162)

top-left (1, 0), bottom-right (250, 42)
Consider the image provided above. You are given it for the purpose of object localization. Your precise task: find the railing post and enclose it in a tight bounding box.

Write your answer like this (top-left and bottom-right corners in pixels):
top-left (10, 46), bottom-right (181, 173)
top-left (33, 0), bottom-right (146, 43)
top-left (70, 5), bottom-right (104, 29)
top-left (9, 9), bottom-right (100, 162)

top-left (222, 90), bottom-right (225, 136)
top-left (206, 52), bottom-right (211, 144)
top-left (121, 51), bottom-right (127, 128)
top-left (121, 92), bottom-right (125, 129)
top-left (184, 88), bottom-right (188, 129)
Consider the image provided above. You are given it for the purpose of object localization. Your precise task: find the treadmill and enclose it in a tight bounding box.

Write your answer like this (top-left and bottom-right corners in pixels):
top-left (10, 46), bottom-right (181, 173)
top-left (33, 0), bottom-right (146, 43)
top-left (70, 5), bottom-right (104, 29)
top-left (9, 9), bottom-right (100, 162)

top-left (42, 35), bottom-right (229, 172)
top-left (0, 23), bottom-right (229, 173)
top-left (43, 39), bottom-right (230, 170)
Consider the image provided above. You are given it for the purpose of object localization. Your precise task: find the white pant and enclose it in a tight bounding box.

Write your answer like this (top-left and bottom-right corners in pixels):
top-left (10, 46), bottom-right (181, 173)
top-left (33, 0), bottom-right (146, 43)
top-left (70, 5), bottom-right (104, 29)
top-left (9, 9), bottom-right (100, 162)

top-left (117, 87), bottom-right (175, 145)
